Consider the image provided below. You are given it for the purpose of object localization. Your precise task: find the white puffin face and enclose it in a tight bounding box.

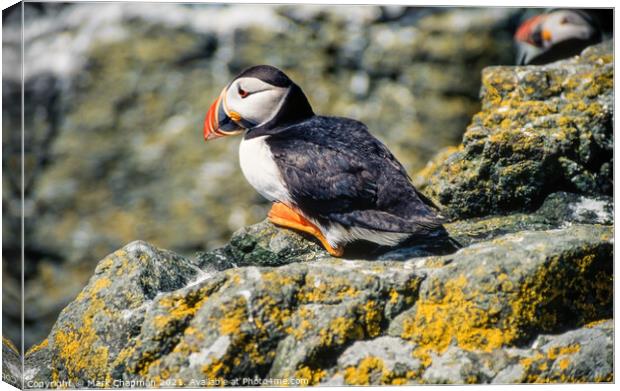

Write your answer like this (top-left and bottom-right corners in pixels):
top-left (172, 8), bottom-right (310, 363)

top-left (541, 11), bottom-right (595, 48)
top-left (224, 77), bottom-right (289, 127)
top-left (204, 65), bottom-right (314, 141)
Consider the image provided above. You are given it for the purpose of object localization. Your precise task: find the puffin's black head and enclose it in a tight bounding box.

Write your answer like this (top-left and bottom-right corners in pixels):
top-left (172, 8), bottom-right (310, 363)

top-left (204, 65), bottom-right (314, 140)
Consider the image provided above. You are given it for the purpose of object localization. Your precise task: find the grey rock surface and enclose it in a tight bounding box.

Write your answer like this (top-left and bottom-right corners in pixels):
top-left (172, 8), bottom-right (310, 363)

top-left (325, 336), bottom-right (422, 385)
top-left (419, 320), bottom-right (614, 384)
top-left (536, 192), bottom-right (613, 225)
top-left (2, 337), bottom-right (22, 388)
top-left (21, 208), bottom-right (612, 386)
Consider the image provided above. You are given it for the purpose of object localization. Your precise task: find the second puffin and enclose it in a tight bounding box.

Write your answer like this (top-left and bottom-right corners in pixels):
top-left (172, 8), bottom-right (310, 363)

top-left (204, 65), bottom-right (446, 257)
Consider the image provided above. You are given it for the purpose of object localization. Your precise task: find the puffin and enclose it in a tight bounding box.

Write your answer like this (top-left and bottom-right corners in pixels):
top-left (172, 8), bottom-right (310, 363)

top-left (203, 65), bottom-right (447, 257)
top-left (514, 10), bottom-right (602, 65)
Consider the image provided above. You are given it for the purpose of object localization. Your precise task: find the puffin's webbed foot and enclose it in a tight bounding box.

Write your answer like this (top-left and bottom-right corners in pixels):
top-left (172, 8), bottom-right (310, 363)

top-left (268, 202), bottom-right (344, 257)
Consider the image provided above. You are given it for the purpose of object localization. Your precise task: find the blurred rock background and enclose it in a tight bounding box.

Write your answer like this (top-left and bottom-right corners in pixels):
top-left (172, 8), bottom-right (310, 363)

top-left (2, 3), bottom-right (525, 348)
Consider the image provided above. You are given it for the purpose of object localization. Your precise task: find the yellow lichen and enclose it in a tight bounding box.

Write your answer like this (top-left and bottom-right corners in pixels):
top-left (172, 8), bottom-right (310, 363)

top-left (297, 275), bottom-right (361, 303)
top-left (76, 277), bottom-right (111, 302)
top-left (584, 319), bottom-right (610, 328)
top-left (290, 306), bottom-right (316, 340)
top-left (3, 336), bottom-right (20, 355)
top-left (52, 294), bottom-right (112, 384)
top-left (218, 306), bottom-right (246, 335)
top-left (547, 344), bottom-right (580, 360)
top-left (295, 366), bottom-right (326, 386)
top-left (25, 338), bottom-right (48, 356)
top-left (344, 357), bottom-right (385, 385)
top-left (402, 275), bottom-right (507, 365)
top-left (401, 244), bottom-right (610, 368)
top-left (519, 343), bottom-right (585, 383)
top-left (363, 300), bottom-right (383, 338)
top-left (319, 317), bottom-right (363, 347)
top-left (343, 356), bottom-right (417, 385)
top-left (153, 289), bottom-right (210, 331)
top-left (389, 289), bottom-right (400, 304)
top-left (201, 360), bottom-right (227, 383)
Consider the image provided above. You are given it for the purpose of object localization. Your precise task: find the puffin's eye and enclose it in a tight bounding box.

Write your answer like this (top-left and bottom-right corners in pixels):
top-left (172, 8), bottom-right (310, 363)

top-left (238, 86), bottom-right (249, 99)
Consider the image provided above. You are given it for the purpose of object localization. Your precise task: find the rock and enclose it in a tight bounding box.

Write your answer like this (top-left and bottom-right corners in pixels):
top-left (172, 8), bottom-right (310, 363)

top-left (195, 220), bottom-right (325, 271)
top-left (445, 191), bottom-right (613, 247)
top-left (27, 237), bottom-right (426, 386)
top-left (421, 345), bottom-right (497, 383)
top-left (517, 319), bottom-right (613, 383)
top-left (536, 192), bottom-right (613, 225)
top-left (80, 244), bottom-right (421, 385)
top-left (422, 41), bottom-right (613, 219)
top-left (24, 208), bottom-right (612, 385)
top-left (2, 336), bottom-right (22, 388)
top-left (326, 336), bottom-right (422, 385)
top-left (420, 319), bottom-right (613, 384)
top-left (389, 224), bottom-right (612, 358)
top-left (23, 241), bottom-right (206, 386)
top-left (24, 338), bottom-right (53, 388)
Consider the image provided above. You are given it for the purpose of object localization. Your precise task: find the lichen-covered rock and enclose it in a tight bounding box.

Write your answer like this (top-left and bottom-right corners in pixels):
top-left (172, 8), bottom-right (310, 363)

top-left (324, 337), bottom-right (422, 385)
top-left (388, 224), bottom-right (612, 362)
top-left (322, 320), bottom-right (613, 385)
top-left (421, 319), bottom-right (613, 384)
top-left (26, 239), bottom-right (427, 387)
top-left (23, 241), bottom-right (206, 387)
top-left (195, 220), bottom-right (325, 271)
top-left (24, 338), bottom-right (52, 387)
top-left (23, 205), bottom-right (612, 386)
top-left (535, 192), bottom-right (613, 225)
top-left (495, 319), bottom-right (613, 383)
top-left (445, 191), bottom-right (613, 247)
top-left (2, 336), bottom-right (22, 388)
top-left (423, 41), bottom-right (613, 218)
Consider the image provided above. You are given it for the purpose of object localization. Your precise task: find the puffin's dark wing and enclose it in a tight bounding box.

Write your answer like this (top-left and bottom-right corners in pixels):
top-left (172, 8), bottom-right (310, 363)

top-left (267, 116), bottom-right (444, 234)
top-left (329, 209), bottom-right (444, 237)
top-left (270, 135), bottom-right (379, 213)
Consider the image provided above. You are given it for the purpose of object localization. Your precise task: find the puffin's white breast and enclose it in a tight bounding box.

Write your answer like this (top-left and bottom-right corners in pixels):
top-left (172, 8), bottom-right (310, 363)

top-left (239, 135), bottom-right (290, 203)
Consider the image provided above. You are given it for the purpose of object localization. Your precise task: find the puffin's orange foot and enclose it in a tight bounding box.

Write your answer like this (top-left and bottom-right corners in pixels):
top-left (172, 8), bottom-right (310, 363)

top-left (268, 202), bottom-right (344, 257)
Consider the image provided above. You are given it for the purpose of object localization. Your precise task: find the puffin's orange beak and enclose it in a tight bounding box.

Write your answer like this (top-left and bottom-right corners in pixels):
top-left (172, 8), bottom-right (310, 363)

top-left (514, 14), bottom-right (547, 47)
top-left (203, 88), bottom-right (244, 141)
top-left (204, 95), bottom-right (223, 140)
